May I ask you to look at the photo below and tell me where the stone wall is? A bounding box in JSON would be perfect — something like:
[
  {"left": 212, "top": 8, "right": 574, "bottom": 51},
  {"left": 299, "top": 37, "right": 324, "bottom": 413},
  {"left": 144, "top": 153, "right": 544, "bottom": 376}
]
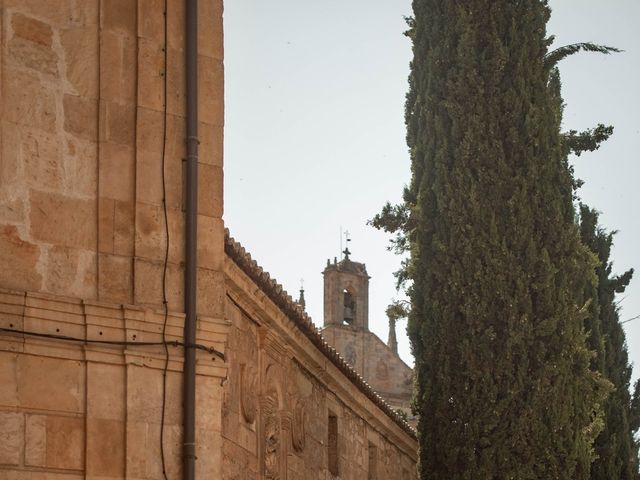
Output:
[
  {"left": 322, "top": 325, "right": 413, "bottom": 414},
  {"left": 0, "top": 1, "right": 226, "bottom": 479},
  {"left": 224, "top": 244, "right": 418, "bottom": 479},
  {"left": 0, "top": 0, "right": 224, "bottom": 313},
  {"left": 0, "top": 288, "right": 227, "bottom": 480}
]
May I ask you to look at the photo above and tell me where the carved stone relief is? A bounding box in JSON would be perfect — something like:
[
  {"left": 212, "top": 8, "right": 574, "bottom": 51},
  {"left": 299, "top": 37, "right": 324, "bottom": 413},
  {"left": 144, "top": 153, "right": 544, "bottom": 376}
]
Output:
[
  {"left": 263, "top": 363, "right": 284, "bottom": 480},
  {"left": 237, "top": 318, "right": 258, "bottom": 425},
  {"left": 290, "top": 395, "right": 306, "bottom": 453},
  {"left": 240, "top": 363, "right": 257, "bottom": 423},
  {"left": 263, "top": 388, "right": 280, "bottom": 479}
]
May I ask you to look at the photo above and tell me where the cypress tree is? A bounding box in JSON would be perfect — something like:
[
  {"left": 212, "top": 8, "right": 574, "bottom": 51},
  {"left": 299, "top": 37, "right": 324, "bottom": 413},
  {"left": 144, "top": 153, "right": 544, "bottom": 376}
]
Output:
[
  {"left": 579, "top": 205, "right": 638, "bottom": 479},
  {"left": 403, "top": 2, "right": 607, "bottom": 477}
]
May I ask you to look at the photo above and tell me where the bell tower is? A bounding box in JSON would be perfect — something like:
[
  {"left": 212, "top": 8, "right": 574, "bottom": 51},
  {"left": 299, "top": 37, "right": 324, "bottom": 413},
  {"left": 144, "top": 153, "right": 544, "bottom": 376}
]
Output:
[
  {"left": 320, "top": 247, "right": 415, "bottom": 423},
  {"left": 322, "top": 248, "right": 370, "bottom": 331}
]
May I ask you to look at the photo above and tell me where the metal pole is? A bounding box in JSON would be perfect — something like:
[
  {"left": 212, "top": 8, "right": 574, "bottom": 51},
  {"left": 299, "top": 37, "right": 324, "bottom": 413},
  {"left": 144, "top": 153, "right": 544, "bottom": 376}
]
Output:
[{"left": 184, "top": 0, "right": 198, "bottom": 479}]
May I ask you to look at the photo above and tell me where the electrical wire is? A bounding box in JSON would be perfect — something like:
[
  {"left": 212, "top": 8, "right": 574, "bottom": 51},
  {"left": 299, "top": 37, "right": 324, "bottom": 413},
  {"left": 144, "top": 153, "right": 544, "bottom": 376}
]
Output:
[
  {"left": 0, "top": 327, "right": 225, "bottom": 359},
  {"left": 160, "top": 2, "right": 171, "bottom": 478}
]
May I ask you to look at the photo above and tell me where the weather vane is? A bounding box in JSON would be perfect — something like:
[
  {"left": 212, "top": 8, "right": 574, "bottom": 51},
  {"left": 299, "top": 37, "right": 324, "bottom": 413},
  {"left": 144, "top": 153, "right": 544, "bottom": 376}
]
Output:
[{"left": 343, "top": 230, "right": 352, "bottom": 259}]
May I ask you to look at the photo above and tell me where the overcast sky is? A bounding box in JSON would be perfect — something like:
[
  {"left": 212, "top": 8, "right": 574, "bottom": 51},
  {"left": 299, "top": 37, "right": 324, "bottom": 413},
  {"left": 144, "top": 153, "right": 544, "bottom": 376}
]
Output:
[{"left": 223, "top": 1, "right": 640, "bottom": 381}]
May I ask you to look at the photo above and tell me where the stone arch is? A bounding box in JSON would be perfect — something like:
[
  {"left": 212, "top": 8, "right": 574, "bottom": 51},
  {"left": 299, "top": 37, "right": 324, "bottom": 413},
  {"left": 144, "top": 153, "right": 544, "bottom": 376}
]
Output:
[{"left": 343, "top": 286, "right": 357, "bottom": 325}]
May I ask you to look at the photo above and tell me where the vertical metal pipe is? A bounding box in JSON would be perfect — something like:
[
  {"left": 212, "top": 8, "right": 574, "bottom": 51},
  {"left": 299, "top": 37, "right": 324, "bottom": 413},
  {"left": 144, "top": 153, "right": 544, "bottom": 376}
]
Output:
[{"left": 184, "top": 1, "right": 198, "bottom": 480}]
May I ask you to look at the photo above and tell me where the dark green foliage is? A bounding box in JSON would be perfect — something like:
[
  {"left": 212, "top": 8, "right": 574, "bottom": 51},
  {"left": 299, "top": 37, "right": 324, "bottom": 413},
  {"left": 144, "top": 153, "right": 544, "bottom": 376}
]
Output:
[
  {"left": 580, "top": 205, "right": 639, "bottom": 480},
  {"left": 386, "top": 299, "right": 410, "bottom": 322},
  {"left": 544, "top": 42, "right": 622, "bottom": 70},
  {"left": 401, "top": 2, "right": 608, "bottom": 478},
  {"left": 563, "top": 124, "right": 614, "bottom": 158}
]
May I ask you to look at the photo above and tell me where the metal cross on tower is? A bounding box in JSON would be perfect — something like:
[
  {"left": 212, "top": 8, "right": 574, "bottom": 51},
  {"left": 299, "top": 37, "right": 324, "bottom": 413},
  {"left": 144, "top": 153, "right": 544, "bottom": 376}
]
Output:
[{"left": 343, "top": 230, "right": 351, "bottom": 260}]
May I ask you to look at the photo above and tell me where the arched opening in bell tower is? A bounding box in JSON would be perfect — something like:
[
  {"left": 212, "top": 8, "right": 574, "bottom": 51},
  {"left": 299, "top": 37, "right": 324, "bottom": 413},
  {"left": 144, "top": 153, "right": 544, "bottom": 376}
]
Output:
[{"left": 343, "top": 288, "right": 356, "bottom": 325}]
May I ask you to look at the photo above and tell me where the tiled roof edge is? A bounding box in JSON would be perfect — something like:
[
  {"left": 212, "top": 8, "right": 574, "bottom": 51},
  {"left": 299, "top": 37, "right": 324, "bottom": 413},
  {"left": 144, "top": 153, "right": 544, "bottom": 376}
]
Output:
[{"left": 224, "top": 228, "right": 416, "bottom": 439}]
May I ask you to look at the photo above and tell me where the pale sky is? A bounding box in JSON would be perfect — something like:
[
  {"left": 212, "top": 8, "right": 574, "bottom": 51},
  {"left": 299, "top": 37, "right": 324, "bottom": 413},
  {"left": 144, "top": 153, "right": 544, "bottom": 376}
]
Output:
[{"left": 223, "top": 1, "right": 640, "bottom": 382}]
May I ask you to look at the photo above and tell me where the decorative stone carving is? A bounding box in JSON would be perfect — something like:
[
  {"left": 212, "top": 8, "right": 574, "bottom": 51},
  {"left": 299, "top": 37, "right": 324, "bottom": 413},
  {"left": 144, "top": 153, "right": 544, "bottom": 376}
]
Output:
[
  {"left": 263, "top": 389, "right": 280, "bottom": 479},
  {"left": 240, "top": 363, "right": 257, "bottom": 424},
  {"left": 291, "top": 396, "right": 306, "bottom": 452}
]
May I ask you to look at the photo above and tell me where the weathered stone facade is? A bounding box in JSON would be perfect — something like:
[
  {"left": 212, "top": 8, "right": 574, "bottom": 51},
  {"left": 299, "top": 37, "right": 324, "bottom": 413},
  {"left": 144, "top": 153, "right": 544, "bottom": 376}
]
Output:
[{"left": 0, "top": 1, "right": 417, "bottom": 479}]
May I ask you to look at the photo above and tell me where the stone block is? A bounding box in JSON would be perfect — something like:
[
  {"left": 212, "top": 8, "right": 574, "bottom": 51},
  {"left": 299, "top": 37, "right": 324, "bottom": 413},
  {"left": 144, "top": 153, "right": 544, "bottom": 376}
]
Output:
[
  {"left": 125, "top": 421, "right": 148, "bottom": 478},
  {"left": 160, "top": 424, "right": 182, "bottom": 479},
  {"left": 127, "top": 366, "right": 181, "bottom": 426},
  {"left": 98, "top": 197, "right": 116, "bottom": 254},
  {"left": 135, "top": 202, "right": 164, "bottom": 261},
  {"left": 167, "top": 208, "right": 185, "bottom": 264},
  {"left": 0, "top": 224, "right": 42, "bottom": 292},
  {"left": 25, "top": 414, "right": 46, "bottom": 467},
  {"left": 0, "top": 412, "right": 23, "bottom": 465},
  {"left": 61, "top": 26, "right": 99, "bottom": 98},
  {"left": 167, "top": 0, "right": 185, "bottom": 52},
  {"left": 1, "top": 122, "right": 21, "bottom": 186},
  {"left": 196, "top": 428, "right": 222, "bottom": 478},
  {"left": 198, "top": 0, "right": 223, "bottom": 60},
  {"left": 102, "top": 0, "right": 136, "bottom": 36},
  {"left": 17, "top": 356, "right": 84, "bottom": 413},
  {"left": 166, "top": 262, "right": 184, "bottom": 312},
  {"left": 164, "top": 116, "right": 186, "bottom": 210},
  {"left": 87, "top": 363, "right": 125, "bottom": 420},
  {"left": 138, "top": 0, "right": 164, "bottom": 43},
  {"left": 114, "top": 200, "right": 135, "bottom": 256},
  {"left": 46, "top": 415, "right": 84, "bottom": 470},
  {"left": 45, "top": 246, "right": 97, "bottom": 299},
  {"left": 5, "top": 0, "right": 78, "bottom": 27},
  {"left": 196, "top": 376, "right": 223, "bottom": 432},
  {"left": 0, "top": 194, "right": 25, "bottom": 225},
  {"left": 99, "top": 142, "right": 134, "bottom": 202},
  {"left": 98, "top": 253, "right": 133, "bottom": 304},
  {"left": 21, "top": 129, "right": 64, "bottom": 191},
  {"left": 104, "top": 101, "right": 135, "bottom": 146},
  {"left": 197, "top": 215, "right": 223, "bottom": 271},
  {"left": 167, "top": 47, "right": 186, "bottom": 116},
  {"left": 138, "top": 38, "right": 164, "bottom": 112},
  {"left": 11, "top": 12, "right": 53, "bottom": 46},
  {"left": 133, "top": 258, "right": 163, "bottom": 307},
  {"left": 198, "top": 164, "right": 223, "bottom": 218},
  {"left": 64, "top": 94, "right": 98, "bottom": 141},
  {"left": 0, "top": 353, "right": 18, "bottom": 407},
  {"left": 197, "top": 269, "right": 225, "bottom": 318},
  {"left": 198, "top": 123, "right": 223, "bottom": 167},
  {"left": 167, "top": 114, "right": 186, "bottom": 161},
  {"left": 137, "top": 107, "right": 165, "bottom": 153},
  {"left": 29, "top": 189, "right": 96, "bottom": 250},
  {"left": 99, "top": 30, "right": 135, "bottom": 103},
  {"left": 66, "top": 138, "right": 98, "bottom": 198},
  {"left": 136, "top": 149, "right": 163, "bottom": 206},
  {"left": 86, "top": 418, "right": 125, "bottom": 476},
  {"left": 4, "top": 69, "right": 56, "bottom": 133},
  {"left": 8, "top": 37, "right": 59, "bottom": 77},
  {"left": 197, "top": 55, "right": 223, "bottom": 127}
]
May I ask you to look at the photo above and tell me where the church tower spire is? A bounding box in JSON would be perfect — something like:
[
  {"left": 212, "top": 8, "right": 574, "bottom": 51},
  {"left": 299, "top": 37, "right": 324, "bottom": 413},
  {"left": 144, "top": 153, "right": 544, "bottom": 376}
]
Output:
[
  {"left": 387, "top": 317, "right": 398, "bottom": 355},
  {"left": 297, "top": 279, "right": 306, "bottom": 311}
]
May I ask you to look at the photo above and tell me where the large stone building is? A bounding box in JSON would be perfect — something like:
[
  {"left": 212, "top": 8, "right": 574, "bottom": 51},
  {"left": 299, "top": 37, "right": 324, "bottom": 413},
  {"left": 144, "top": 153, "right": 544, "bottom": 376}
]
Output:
[
  {"left": 0, "top": 1, "right": 417, "bottom": 479},
  {"left": 321, "top": 252, "right": 414, "bottom": 418}
]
